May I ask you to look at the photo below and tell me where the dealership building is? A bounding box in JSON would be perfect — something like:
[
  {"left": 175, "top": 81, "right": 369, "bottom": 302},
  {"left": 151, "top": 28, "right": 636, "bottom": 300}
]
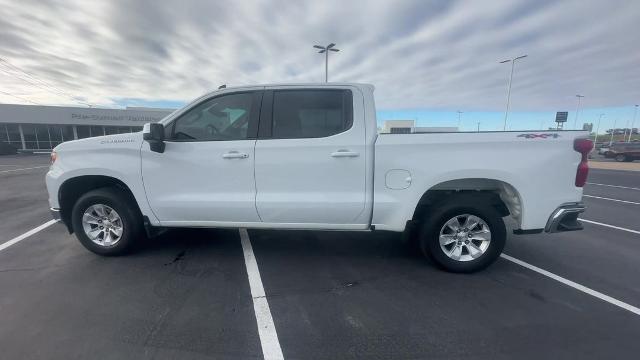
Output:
[{"left": 0, "top": 104, "right": 174, "bottom": 151}]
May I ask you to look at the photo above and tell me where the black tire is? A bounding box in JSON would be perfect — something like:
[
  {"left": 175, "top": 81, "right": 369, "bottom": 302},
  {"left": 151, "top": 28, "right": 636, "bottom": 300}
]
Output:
[
  {"left": 418, "top": 195, "right": 506, "bottom": 273},
  {"left": 71, "top": 187, "right": 143, "bottom": 256},
  {"left": 615, "top": 154, "right": 627, "bottom": 162}
]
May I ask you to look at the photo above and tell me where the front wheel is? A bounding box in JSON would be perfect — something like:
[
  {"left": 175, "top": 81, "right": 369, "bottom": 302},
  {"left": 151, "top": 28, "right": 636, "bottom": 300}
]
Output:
[
  {"left": 71, "top": 187, "right": 142, "bottom": 256},
  {"left": 419, "top": 198, "right": 506, "bottom": 273},
  {"left": 615, "top": 154, "right": 627, "bottom": 162}
]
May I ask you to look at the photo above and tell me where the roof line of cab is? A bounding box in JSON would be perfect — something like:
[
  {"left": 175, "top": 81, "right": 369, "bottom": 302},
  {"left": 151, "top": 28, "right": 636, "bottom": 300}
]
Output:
[{"left": 205, "top": 82, "right": 374, "bottom": 95}]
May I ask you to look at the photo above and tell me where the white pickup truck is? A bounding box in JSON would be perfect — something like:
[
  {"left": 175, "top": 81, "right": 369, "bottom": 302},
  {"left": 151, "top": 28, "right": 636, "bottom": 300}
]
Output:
[{"left": 46, "top": 83, "right": 593, "bottom": 272}]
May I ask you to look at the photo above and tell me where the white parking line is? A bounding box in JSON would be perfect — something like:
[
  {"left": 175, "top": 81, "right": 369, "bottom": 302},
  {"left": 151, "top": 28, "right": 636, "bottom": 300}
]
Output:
[
  {"left": 501, "top": 254, "right": 640, "bottom": 316},
  {"left": 239, "top": 229, "right": 284, "bottom": 360},
  {"left": 0, "top": 165, "right": 49, "bottom": 174},
  {"left": 0, "top": 220, "right": 59, "bottom": 252},
  {"left": 583, "top": 195, "right": 640, "bottom": 205},
  {"left": 579, "top": 218, "right": 640, "bottom": 235},
  {"left": 586, "top": 182, "right": 640, "bottom": 191}
]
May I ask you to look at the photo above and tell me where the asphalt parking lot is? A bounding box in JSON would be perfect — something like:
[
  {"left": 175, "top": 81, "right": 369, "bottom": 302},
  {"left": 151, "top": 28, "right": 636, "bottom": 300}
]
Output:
[{"left": 1, "top": 154, "right": 639, "bottom": 359}]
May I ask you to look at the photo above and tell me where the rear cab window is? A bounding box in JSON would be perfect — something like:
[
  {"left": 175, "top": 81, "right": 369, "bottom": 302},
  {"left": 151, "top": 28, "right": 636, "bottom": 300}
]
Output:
[{"left": 269, "top": 89, "right": 353, "bottom": 139}]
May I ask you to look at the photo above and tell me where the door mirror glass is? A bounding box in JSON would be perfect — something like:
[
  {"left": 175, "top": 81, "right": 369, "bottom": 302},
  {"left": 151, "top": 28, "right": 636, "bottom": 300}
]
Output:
[
  {"left": 143, "top": 123, "right": 165, "bottom": 153},
  {"left": 143, "top": 123, "right": 164, "bottom": 141}
]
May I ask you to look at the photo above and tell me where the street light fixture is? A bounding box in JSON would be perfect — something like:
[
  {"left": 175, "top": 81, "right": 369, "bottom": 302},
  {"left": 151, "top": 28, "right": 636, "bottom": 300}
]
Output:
[
  {"left": 628, "top": 105, "right": 638, "bottom": 142},
  {"left": 313, "top": 43, "right": 339, "bottom": 82},
  {"left": 573, "top": 94, "right": 585, "bottom": 129},
  {"left": 500, "top": 54, "right": 527, "bottom": 131}
]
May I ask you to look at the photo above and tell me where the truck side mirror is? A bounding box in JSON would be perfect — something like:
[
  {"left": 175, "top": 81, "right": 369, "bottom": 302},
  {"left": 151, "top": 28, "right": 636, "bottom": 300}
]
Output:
[{"left": 143, "top": 123, "right": 165, "bottom": 153}]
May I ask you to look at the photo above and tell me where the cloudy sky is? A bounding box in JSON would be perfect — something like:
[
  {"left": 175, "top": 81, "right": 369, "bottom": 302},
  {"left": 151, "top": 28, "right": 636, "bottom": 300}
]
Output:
[{"left": 0, "top": 0, "right": 638, "bottom": 130}]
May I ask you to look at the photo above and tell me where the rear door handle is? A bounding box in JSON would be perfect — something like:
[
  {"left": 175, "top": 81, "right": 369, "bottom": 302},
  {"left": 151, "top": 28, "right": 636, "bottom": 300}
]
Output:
[
  {"left": 222, "top": 151, "right": 249, "bottom": 159},
  {"left": 331, "top": 149, "right": 359, "bottom": 158}
]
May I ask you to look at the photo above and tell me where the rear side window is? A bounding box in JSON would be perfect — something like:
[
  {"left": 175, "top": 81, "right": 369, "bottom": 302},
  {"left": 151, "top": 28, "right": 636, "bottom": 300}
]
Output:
[{"left": 271, "top": 90, "right": 352, "bottom": 139}]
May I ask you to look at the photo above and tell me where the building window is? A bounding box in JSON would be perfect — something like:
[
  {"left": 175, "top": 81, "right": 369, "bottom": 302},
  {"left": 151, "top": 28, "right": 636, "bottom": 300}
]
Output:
[
  {"left": 90, "top": 126, "right": 104, "bottom": 137},
  {"left": 0, "top": 124, "right": 8, "bottom": 143},
  {"left": 59, "top": 125, "right": 74, "bottom": 142},
  {"left": 35, "top": 124, "right": 50, "bottom": 149},
  {"left": 77, "top": 125, "right": 91, "bottom": 139},
  {"left": 7, "top": 124, "right": 20, "bottom": 143},
  {"left": 22, "top": 124, "right": 37, "bottom": 149}
]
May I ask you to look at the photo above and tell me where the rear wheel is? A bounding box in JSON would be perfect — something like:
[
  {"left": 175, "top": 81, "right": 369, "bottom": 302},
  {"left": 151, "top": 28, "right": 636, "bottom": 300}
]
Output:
[
  {"left": 71, "top": 187, "right": 142, "bottom": 256},
  {"left": 615, "top": 154, "right": 627, "bottom": 162},
  {"left": 418, "top": 196, "right": 506, "bottom": 273}
]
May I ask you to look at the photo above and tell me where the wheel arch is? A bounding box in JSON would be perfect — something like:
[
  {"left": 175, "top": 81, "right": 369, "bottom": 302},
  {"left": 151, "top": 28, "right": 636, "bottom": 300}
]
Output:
[
  {"left": 58, "top": 175, "right": 141, "bottom": 233},
  {"left": 411, "top": 178, "right": 523, "bottom": 228}
]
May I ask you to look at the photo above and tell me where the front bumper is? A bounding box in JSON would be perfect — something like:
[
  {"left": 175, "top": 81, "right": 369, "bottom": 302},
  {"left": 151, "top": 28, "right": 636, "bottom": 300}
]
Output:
[
  {"left": 545, "top": 202, "right": 585, "bottom": 233},
  {"left": 50, "top": 207, "right": 61, "bottom": 220}
]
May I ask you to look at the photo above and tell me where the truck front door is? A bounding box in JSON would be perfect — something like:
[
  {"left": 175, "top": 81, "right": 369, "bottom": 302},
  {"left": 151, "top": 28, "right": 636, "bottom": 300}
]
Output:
[{"left": 141, "top": 90, "right": 263, "bottom": 224}]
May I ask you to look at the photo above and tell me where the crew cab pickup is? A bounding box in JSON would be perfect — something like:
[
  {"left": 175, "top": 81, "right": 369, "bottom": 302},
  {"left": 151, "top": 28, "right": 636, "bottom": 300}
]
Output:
[{"left": 46, "top": 83, "right": 593, "bottom": 272}]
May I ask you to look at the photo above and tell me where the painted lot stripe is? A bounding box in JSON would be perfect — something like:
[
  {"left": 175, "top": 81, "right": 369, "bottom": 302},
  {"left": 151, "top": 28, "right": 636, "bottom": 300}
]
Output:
[
  {"left": 583, "top": 194, "right": 640, "bottom": 205},
  {"left": 501, "top": 254, "right": 640, "bottom": 316},
  {"left": 239, "top": 229, "right": 284, "bottom": 360},
  {"left": 579, "top": 218, "right": 640, "bottom": 235},
  {"left": 0, "top": 220, "right": 59, "bottom": 252},
  {"left": 586, "top": 182, "right": 640, "bottom": 191},
  {"left": 0, "top": 165, "right": 49, "bottom": 174}
]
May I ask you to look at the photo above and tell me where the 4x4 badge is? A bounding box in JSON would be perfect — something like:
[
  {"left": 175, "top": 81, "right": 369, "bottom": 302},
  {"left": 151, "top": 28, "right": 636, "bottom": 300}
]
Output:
[{"left": 517, "top": 133, "right": 560, "bottom": 139}]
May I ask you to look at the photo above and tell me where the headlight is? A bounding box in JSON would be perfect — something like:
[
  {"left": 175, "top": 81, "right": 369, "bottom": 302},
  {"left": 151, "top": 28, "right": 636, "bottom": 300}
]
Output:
[{"left": 50, "top": 151, "right": 57, "bottom": 165}]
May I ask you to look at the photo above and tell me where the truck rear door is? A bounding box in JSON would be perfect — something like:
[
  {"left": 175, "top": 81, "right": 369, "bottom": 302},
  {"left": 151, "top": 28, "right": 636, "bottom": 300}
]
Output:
[{"left": 253, "top": 87, "right": 369, "bottom": 227}]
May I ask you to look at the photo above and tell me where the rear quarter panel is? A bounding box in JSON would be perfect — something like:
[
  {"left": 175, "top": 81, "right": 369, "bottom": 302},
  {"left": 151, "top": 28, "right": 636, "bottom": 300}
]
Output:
[{"left": 373, "top": 131, "right": 589, "bottom": 231}]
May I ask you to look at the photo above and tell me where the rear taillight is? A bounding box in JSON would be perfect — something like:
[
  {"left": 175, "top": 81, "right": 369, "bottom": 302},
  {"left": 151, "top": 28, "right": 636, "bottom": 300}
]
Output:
[{"left": 573, "top": 138, "right": 593, "bottom": 187}]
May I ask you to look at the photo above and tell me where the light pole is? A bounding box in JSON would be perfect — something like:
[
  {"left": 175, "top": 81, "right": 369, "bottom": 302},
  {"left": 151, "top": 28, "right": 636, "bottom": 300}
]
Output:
[
  {"left": 628, "top": 105, "right": 638, "bottom": 142},
  {"left": 594, "top": 113, "right": 604, "bottom": 144},
  {"left": 477, "top": 122, "right": 480, "bottom": 132},
  {"left": 313, "top": 43, "right": 339, "bottom": 82},
  {"left": 609, "top": 118, "right": 617, "bottom": 146},
  {"left": 457, "top": 110, "right": 463, "bottom": 130},
  {"left": 500, "top": 54, "right": 527, "bottom": 131},
  {"left": 573, "top": 94, "right": 584, "bottom": 129}
]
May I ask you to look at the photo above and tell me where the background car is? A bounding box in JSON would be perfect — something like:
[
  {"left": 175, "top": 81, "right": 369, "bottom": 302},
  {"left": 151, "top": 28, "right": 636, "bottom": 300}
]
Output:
[{"left": 607, "top": 142, "right": 640, "bottom": 162}]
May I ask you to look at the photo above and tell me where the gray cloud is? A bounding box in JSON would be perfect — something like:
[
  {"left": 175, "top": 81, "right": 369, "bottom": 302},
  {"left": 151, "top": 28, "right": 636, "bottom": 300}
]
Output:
[{"left": 0, "top": 0, "right": 638, "bottom": 110}]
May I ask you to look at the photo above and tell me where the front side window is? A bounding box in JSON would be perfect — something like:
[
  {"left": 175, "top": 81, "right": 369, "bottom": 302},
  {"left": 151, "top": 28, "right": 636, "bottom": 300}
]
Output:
[
  {"left": 169, "top": 92, "right": 256, "bottom": 141},
  {"left": 271, "top": 90, "right": 352, "bottom": 139}
]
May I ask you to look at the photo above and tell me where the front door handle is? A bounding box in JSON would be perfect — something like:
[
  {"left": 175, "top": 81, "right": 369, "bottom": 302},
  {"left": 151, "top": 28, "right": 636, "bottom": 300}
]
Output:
[
  {"left": 222, "top": 151, "right": 249, "bottom": 159},
  {"left": 331, "top": 149, "right": 359, "bottom": 158}
]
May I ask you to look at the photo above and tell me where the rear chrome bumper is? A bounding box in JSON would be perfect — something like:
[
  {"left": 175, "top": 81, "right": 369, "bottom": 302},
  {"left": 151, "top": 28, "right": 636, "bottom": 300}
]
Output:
[
  {"left": 545, "top": 202, "right": 585, "bottom": 233},
  {"left": 50, "top": 207, "right": 61, "bottom": 220}
]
